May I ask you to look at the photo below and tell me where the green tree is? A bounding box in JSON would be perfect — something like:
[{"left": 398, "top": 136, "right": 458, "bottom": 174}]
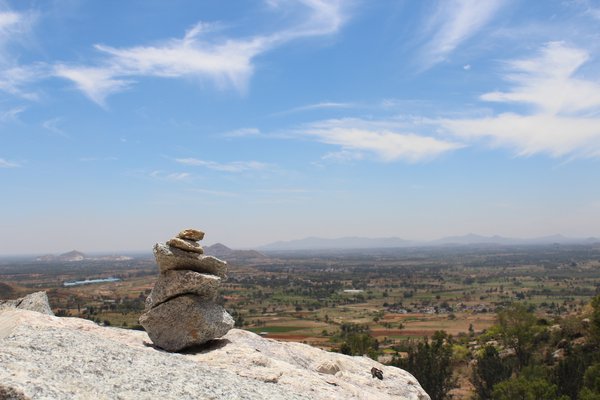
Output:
[
  {"left": 492, "top": 376, "right": 568, "bottom": 400},
  {"left": 337, "top": 323, "right": 379, "bottom": 358},
  {"left": 580, "top": 364, "right": 600, "bottom": 400},
  {"left": 497, "top": 303, "right": 542, "bottom": 369},
  {"left": 591, "top": 295, "right": 600, "bottom": 342},
  {"left": 396, "top": 331, "right": 456, "bottom": 400},
  {"left": 471, "top": 345, "right": 512, "bottom": 400},
  {"left": 553, "top": 347, "right": 589, "bottom": 400}
]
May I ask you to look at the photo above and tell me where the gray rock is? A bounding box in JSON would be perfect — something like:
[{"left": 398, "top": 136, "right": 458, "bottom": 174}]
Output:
[
  {"left": 153, "top": 243, "right": 227, "bottom": 278},
  {"left": 145, "top": 270, "right": 221, "bottom": 310},
  {"left": 139, "top": 295, "right": 234, "bottom": 351},
  {"left": 177, "top": 228, "right": 205, "bottom": 241},
  {"left": 0, "top": 292, "right": 54, "bottom": 316},
  {"left": 166, "top": 237, "right": 204, "bottom": 254},
  {"left": 0, "top": 308, "right": 430, "bottom": 399}
]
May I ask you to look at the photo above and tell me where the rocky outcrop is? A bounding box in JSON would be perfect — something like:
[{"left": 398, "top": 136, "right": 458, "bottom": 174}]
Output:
[
  {"left": 0, "top": 308, "right": 430, "bottom": 400},
  {"left": 140, "top": 229, "right": 234, "bottom": 351},
  {"left": 0, "top": 291, "right": 54, "bottom": 316}
]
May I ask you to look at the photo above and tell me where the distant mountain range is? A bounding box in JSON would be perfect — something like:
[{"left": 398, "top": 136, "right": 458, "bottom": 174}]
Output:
[
  {"left": 259, "top": 236, "right": 411, "bottom": 251},
  {"left": 35, "top": 251, "right": 132, "bottom": 262},
  {"left": 259, "top": 234, "right": 600, "bottom": 251},
  {"left": 204, "top": 243, "right": 266, "bottom": 261},
  {"left": 33, "top": 245, "right": 265, "bottom": 263}
]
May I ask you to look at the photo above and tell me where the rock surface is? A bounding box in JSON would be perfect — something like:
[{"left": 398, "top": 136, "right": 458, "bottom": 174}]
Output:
[
  {"left": 153, "top": 243, "right": 227, "bottom": 277},
  {"left": 0, "top": 291, "right": 54, "bottom": 316},
  {"left": 144, "top": 270, "right": 221, "bottom": 310},
  {"left": 140, "top": 295, "right": 234, "bottom": 351},
  {"left": 0, "top": 308, "right": 429, "bottom": 400}
]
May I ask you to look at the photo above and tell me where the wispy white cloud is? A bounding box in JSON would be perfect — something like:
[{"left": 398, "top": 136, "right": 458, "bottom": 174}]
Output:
[
  {"left": 175, "top": 158, "right": 270, "bottom": 172},
  {"left": 0, "top": 7, "right": 44, "bottom": 100},
  {"left": 265, "top": 0, "right": 347, "bottom": 38},
  {"left": 79, "top": 156, "right": 117, "bottom": 162},
  {"left": 301, "top": 118, "right": 463, "bottom": 162},
  {"left": 0, "top": 64, "right": 45, "bottom": 99},
  {"left": 572, "top": 0, "right": 600, "bottom": 21},
  {"left": 321, "top": 149, "right": 365, "bottom": 163},
  {"left": 587, "top": 7, "right": 600, "bottom": 20},
  {"left": 440, "top": 42, "right": 600, "bottom": 158},
  {"left": 442, "top": 113, "right": 600, "bottom": 157},
  {"left": 222, "top": 127, "right": 261, "bottom": 137},
  {"left": 53, "top": 65, "right": 131, "bottom": 107},
  {"left": 42, "top": 117, "right": 66, "bottom": 136},
  {"left": 256, "top": 187, "right": 309, "bottom": 194},
  {"left": 149, "top": 170, "right": 191, "bottom": 181},
  {"left": 273, "top": 101, "right": 355, "bottom": 116},
  {"left": 421, "top": 0, "right": 504, "bottom": 68},
  {"left": 191, "top": 188, "right": 238, "bottom": 197},
  {"left": 0, "top": 8, "right": 36, "bottom": 59},
  {"left": 0, "top": 157, "right": 19, "bottom": 168},
  {"left": 480, "top": 42, "right": 600, "bottom": 114},
  {"left": 0, "top": 106, "right": 25, "bottom": 122},
  {"left": 54, "top": 0, "right": 348, "bottom": 105}
]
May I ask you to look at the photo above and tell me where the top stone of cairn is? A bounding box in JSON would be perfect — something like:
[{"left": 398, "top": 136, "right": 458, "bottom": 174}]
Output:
[{"left": 177, "top": 228, "right": 205, "bottom": 242}]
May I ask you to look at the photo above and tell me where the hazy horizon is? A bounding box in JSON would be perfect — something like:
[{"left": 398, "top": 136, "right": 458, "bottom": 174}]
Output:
[
  {"left": 2, "top": 232, "right": 598, "bottom": 257},
  {"left": 2, "top": 1, "right": 600, "bottom": 255}
]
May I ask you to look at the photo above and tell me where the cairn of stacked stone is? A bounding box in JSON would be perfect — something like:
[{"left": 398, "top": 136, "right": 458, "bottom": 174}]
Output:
[{"left": 139, "top": 228, "right": 234, "bottom": 352}]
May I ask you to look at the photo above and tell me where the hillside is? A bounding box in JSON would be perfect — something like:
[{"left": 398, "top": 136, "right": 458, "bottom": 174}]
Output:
[
  {"left": 0, "top": 300, "right": 428, "bottom": 400},
  {"left": 34, "top": 251, "right": 133, "bottom": 262},
  {"left": 35, "top": 250, "right": 86, "bottom": 262},
  {"left": 204, "top": 243, "right": 267, "bottom": 261}
]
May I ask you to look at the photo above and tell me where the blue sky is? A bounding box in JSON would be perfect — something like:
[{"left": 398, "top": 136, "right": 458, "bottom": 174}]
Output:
[{"left": 1, "top": 0, "right": 600, "bottom": 254}]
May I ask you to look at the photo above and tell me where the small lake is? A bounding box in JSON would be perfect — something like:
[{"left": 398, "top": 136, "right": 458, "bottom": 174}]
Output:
[{"left": 63, "top": 277, "right": 121, "bottom": 287}]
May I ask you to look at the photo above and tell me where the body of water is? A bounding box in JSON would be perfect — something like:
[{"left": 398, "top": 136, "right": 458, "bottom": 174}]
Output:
[{"left": 63, "top": 277, "right": 121, "bottom": 287}]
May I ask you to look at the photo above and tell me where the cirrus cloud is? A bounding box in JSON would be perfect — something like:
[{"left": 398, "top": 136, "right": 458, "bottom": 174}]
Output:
[
  {"left": 0, "top": 157, "right": 19, "bottom": 168},
  {"left": 53, "top": 0, "right": 348, "bottom": 106},
  {"left": 175, "top": 158, "right": 270, "bottom": 173},
  {"left": 440, "top": 42, "right": 600, "bottom": 158},
  {"left": 302, "top": 118, "right": 463, "bottom": 162}
]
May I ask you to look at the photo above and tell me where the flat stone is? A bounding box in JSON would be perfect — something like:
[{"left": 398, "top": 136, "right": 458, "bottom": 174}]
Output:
[
  {"left": 145, "top": 270, "right": 221, "bottom": 310},
  {"left": 153, "top": 243, "right": 227, "bottom": 278},
  {"left": 177, "top": 229, "right": 205, "bottom": 241},
  {"left": 166, "top": 237, "right": 204, "bottom": 254},
  {"left": 139, "top": 295, "right": 234, "bottom": 351}
]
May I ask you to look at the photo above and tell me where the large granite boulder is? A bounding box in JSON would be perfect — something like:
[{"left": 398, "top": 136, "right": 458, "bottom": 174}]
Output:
[
  {"left": 0, "top": 308, "right": 430, "bottom": 399},
  {"left": 139, "top": 295, "right": 234, "bottom": 352}
]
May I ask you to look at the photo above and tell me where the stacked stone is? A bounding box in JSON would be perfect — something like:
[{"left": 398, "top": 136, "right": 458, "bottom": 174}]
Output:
[{"left": 139, "top": 229, "right": 234, "bottom": 352}]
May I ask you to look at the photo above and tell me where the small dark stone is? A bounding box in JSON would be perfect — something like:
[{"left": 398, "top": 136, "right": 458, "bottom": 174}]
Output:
[{"left": 371, "top": 367, "right": 383, "bottom": 380}]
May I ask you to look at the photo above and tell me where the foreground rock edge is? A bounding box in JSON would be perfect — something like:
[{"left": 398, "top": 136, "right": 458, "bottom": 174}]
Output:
[{"left": 0, "top": 308, "right": 430, "bottom": 400}]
